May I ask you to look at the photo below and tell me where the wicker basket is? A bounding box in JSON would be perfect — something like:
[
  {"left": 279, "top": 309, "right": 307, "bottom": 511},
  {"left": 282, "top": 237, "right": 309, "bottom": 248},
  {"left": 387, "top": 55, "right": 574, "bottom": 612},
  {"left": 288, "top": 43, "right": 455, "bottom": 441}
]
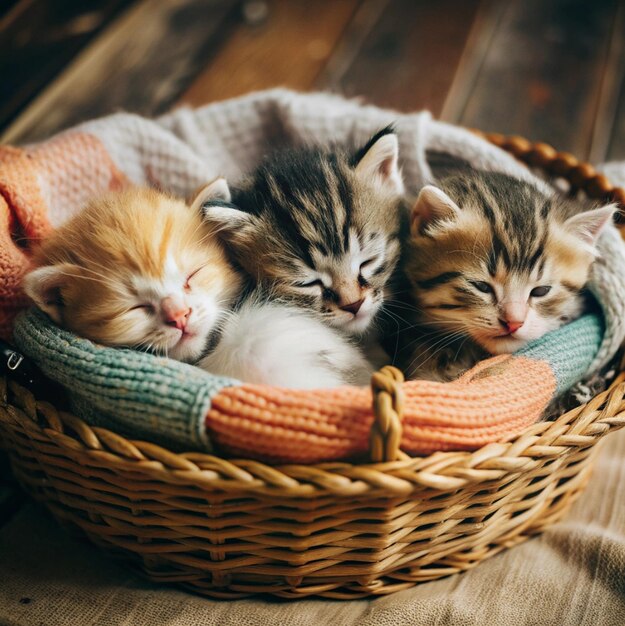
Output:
[{"left": 1, "top": 134, "right": 625, "bottom": 600}]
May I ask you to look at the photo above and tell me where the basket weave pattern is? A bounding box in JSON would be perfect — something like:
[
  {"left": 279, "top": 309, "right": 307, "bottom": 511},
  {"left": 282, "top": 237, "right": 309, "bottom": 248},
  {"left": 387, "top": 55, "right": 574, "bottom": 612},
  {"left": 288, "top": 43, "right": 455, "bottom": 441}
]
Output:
[{"left": 1, "top": 135, "right": 625, "bottom": 599}]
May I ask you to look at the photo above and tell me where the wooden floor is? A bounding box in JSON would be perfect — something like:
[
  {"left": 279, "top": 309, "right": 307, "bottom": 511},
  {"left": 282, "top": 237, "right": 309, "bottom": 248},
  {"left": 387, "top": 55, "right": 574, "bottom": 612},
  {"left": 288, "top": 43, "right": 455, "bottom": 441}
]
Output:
[
  {"left": 1, "top": 0, "right": 625, "bottom": 522},
  {"left": 2, "top": 0, "right": 625, "bottom": 161}
]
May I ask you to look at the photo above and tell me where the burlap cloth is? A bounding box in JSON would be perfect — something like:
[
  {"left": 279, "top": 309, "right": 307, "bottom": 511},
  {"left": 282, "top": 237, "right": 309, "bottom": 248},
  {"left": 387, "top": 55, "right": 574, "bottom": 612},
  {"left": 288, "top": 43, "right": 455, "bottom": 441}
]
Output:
[{"left": 2, "top": 427, "right": 624, "bottom": 625}]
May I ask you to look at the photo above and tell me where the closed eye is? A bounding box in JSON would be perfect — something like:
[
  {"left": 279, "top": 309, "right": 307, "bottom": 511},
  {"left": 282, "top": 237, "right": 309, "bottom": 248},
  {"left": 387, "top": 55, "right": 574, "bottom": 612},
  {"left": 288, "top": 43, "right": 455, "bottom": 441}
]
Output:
[
  {"left": 185, "top": 266, "right": 205, "bottom": 290},
  {"left": 296, "top": 279, "right": 323, "bottom": 288},
  {"left": 359, "top": 258, "right": 376, "bottom": 271},
  {"left": 130, "top": 303, "right": 153, "bottom": 312}
]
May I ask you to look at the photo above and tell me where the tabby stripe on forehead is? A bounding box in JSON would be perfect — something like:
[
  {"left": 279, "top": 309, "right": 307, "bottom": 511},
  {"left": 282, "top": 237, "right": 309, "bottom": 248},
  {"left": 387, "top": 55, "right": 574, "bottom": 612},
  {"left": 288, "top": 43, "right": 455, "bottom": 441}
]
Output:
[
  {"left": 416, "top": 271, "right": 461, "bottom": 289},
  {"left": 335, "top": 165, "right": 354, "bottom": 253},
  {"left": 475, "top": 185, "right": 525, "bottom": 276},
  {"left": 321, "top": 176, "right": 343, "bottom": 252},
  {"left": 296, "top": 165, "right": 342, "bottom": 254},
  {"left": 311, "top": 240, "right": 330, "bottom": 256},
  {"left": 524, "top": 233, "right": 547, "bottom": 273},
  {"left": 260, "top": 173, "right": 319, "bottom": 266},
  {"left": 491, "top": 232, "right": 512, "bottom": 271},
  {"left": 275, "top": 202, "right": 317, "bottom": 267},
  {"left": 480, "top": 199, "right": 511, "bottom": 273},
  {"left": 486, "top": 245, "right": 497, "bottom": 276},
  {"left": 263, "top": 171, "right": 291, "bottom": 211}
]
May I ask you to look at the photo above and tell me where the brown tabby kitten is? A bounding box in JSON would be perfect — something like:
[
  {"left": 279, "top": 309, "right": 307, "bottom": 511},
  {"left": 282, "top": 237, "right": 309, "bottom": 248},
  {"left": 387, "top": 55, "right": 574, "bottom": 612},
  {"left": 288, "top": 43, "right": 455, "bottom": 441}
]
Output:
[
  {"left": 198, "top": 128, "right": 407, "bottom": 336},
  {"left": 390, "top": 171, "right": 615, "bottom": 381}
]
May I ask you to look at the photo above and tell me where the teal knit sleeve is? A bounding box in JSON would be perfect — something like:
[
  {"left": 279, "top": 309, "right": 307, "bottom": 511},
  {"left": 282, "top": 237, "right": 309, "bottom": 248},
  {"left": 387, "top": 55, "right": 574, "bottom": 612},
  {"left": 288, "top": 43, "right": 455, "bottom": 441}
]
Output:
[
  {"left": 12, "top": 308, "right": 238, "bottom": 450},
  {"left": 516, "top": 313, "right": 604, "bottom": 394}
]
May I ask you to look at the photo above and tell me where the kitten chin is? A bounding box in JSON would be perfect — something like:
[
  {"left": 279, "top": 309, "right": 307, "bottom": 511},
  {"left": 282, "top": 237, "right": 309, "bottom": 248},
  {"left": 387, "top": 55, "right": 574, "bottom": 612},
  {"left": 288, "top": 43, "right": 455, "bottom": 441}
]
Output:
[{"left": 390, "top": 171, "right": 615, "bottom": 382}]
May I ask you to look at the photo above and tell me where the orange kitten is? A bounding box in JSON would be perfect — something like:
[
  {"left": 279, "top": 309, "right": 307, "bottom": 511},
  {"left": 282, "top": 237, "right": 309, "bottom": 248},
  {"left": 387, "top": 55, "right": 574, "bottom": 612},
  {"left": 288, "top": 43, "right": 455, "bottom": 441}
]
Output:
[{"left": 24, "top": 186, "right": 242, "bottom": 363}]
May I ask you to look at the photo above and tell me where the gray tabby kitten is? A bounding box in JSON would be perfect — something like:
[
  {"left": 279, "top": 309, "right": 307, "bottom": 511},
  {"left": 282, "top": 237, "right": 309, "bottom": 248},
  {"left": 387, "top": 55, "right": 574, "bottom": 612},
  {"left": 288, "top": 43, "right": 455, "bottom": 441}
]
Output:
[
  {"left": 387, "top": 171, "right": 615, "bottom": 381},
  {"left": 198, "top": 128, "right": 407, "bottom": 336}
]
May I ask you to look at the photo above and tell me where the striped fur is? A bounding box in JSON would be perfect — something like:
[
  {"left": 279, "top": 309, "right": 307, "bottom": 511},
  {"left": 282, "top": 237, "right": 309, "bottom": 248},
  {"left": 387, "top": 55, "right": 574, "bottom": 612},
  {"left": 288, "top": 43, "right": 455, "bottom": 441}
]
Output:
[
  {"left": 201, "top": 129, "right": 406, "bottom": 335},
  {"left": 392, "top": 171, "right": 615, "bottom": 381}
]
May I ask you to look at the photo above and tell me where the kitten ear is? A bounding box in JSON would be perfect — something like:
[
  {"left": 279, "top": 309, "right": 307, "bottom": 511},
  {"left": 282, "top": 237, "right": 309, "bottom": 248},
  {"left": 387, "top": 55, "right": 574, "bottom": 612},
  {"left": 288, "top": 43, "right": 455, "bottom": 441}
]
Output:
[
  {"left": 191, "top": 177, "right": 232, "bottom": 209},
  {"left": 354, "top": 128, "right": 404, "bottom": 195},
  {"left": 22, "top": 264, "right": 78, "bottom": 324},
  {"left": 563, "top": 204, "right": 616, "bottom": 248},
  {"left": 410, "top": 185, "right": 461, "bottom": 236},
  {"left": 192, "top": 177, "right": 253, "bottom": 231}
]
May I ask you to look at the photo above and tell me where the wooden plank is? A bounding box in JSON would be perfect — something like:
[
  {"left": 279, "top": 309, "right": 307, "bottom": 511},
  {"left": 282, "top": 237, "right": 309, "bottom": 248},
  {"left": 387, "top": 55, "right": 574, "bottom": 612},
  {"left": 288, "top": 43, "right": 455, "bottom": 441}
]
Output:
[
  {"left": 318, "top": 0, "right": 481, "bottom": 116},
  {"left": 314, "top": 0, "right": 390, "bottom": 92},
  {"left": 181, "top": 0, "right": 361, "bottom": 107},
  {"left": 2, "top": 0, "right": 240, "bottom": 145},
  {"left": 453, "top": 0, "right": 618, "bottom": 158},
  {"left": 0, "top": 0, "right": 132, "bottom": 132},
  {"left": 601, "top": 1, "right": 625, "bottom": 161},
  {"left": 439, "top": 0, "right": 507, "bottom": 123}
]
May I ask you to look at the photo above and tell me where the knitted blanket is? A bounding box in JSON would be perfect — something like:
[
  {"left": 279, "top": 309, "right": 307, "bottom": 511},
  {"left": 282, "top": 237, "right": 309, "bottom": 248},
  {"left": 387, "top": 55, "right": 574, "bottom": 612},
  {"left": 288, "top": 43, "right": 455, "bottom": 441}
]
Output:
[{"left": 3, "top": 89, "right": 625, "bottom": 463}]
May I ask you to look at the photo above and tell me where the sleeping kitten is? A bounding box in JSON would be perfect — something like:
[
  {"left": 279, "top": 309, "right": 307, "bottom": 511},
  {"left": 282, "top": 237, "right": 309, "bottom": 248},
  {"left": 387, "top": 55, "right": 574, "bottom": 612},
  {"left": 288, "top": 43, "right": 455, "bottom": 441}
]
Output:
[
  {"left": 198, "top": 127, "right": 407, "bottom": 336},
  {"left": 391, "top": 171, "right": 615, "bottom": 381},
  {"left": 23, "top": 186, "right": 372, "bottom": 388}
]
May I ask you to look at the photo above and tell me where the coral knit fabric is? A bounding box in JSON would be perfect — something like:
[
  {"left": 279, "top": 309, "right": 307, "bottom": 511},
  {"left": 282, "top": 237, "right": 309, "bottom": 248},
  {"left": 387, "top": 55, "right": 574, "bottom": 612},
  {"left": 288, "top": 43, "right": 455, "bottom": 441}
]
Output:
[
  {"left": 207, "top": 356, "right": 556, "bottom": 462},
  {"left": 0, "top": 145, "right": 48, "bottom": 339},
  {"left": 0, "top": 131, "right": 127, "bottom": 339}
]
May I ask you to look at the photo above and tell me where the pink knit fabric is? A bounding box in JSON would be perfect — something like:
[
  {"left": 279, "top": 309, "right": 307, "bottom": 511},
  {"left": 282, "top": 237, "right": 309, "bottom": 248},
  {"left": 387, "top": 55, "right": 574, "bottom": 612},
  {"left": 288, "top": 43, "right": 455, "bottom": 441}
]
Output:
[{"left": 206, "top": 356, "right": 556, "bottom": 463}]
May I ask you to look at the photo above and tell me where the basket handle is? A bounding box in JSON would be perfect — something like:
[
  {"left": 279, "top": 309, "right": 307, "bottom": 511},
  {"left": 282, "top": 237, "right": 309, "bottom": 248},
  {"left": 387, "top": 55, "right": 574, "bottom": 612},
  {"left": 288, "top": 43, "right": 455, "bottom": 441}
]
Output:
[
  {"left": 369, "top": 365, "right": 405, "bottom": 462},
  {"left": 475, "top": 130, "right": 625, "bottom": 226}
]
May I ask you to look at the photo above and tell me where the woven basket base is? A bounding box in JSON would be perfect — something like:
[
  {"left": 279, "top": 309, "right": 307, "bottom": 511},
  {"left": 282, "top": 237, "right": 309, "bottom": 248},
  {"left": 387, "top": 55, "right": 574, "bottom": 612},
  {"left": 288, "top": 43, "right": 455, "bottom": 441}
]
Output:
[
  {"left": 51, "top": 462, "right": 593, "bottom": 600},
  {"left": 1, "top": 371, "right": 599, "bottom": 599}
]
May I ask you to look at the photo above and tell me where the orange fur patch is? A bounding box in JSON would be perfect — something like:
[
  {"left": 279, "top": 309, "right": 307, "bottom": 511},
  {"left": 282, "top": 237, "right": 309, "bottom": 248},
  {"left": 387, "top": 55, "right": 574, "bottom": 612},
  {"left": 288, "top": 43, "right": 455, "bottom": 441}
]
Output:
[{"left": 30, "top": 187, "right": 242, "bottom": 348}]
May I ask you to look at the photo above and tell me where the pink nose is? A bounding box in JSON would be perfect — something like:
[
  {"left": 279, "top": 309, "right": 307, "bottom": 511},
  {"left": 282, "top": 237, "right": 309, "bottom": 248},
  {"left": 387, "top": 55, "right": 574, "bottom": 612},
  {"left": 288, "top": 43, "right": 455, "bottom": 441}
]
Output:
[
  {"left": 161, "top": 298, "right": 191, "bottom": 331},
  {"left": 340, "top": 299, "right": 365, "bottom": 315},
  {"left": 500, "top": 319, "right": 524, "bottom": 334}
]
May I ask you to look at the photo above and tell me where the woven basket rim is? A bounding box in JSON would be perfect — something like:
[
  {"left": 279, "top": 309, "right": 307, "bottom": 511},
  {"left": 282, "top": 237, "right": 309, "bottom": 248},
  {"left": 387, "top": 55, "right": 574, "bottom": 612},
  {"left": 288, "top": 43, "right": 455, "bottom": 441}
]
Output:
[{"left": 3, "top": 365, "right": 625, "bottom": 498}]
